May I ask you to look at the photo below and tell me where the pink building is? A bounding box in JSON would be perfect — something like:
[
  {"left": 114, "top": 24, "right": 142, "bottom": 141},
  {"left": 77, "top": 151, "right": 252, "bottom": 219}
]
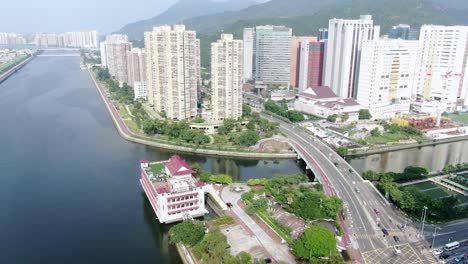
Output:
[
  {"left": 290, "top": 36, "right": 317, "bottom": 88},
  {"left": 139, "top": 155, "right": 209, "bottom": 223},
  {"left": 298, "top": 41, "right": 325, "bottom": 92}
]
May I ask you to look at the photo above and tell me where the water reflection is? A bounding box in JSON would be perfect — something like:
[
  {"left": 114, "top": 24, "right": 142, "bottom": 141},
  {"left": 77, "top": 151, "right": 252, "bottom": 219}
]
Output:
[{"left": 349, "top": 140, "right": 468, "bottom": 173}]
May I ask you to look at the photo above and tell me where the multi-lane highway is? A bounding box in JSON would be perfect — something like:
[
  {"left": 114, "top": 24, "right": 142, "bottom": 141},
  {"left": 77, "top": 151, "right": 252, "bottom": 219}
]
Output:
[{"left": 262, "top": 113, "right": 410, "bottom": 252}]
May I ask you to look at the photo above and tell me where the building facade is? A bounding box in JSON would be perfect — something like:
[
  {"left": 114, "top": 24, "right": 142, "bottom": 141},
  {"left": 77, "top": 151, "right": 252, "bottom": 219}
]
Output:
[
  {"left": 413, "top": 25, "right": 468, "bottom": 111},
  {"left": 318, "top": 28, "right": 328, "bottom": 41},
  {"left": 139, "top": 156, "right": 209, "bottom": 224},
  {"left": 243, "top": 28, "right": 255, "bottom": 82},
  {"left": 211, "top": 34, "right": 243, "bottom": 121},
  {"left": 298, "top": 41, "right": 325, "bottom": 92},
  {"left": 145, "top": 25, "right": 199, "bottom": 120},
  {"left": 126, "top": 48, "right": 147, "bottom": 87},
  {"left": 324, "top": 15, "right": 380, "bottom": 98},
  {"left": 290, "top": 36, "right": 317, "bottom": 88},
  {"left": 388, "top": 24, "right": 418, "bottom": 40},
  {"left": 134, "top": 81, "right": 148, "bottom": 101},
  {"left": 101, "top": 34, "right": 132, "bottom": 86},
  {"left": 254, "top": 25, "right": 292, "bottom": 85},
  {"left": 356, "top": 39, "right": 419, "bottom": 119}
]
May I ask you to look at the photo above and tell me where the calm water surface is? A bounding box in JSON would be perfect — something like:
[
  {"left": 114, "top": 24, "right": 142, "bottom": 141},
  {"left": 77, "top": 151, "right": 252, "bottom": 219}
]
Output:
[{"left": 0, "top": 52, "right": 304, "bottom": 263}]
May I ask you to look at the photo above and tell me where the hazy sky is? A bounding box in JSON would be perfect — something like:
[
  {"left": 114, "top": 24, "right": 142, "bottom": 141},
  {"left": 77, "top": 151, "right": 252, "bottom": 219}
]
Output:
[{"left": 0, "top": 0, "right": 178, "bottom": 33}]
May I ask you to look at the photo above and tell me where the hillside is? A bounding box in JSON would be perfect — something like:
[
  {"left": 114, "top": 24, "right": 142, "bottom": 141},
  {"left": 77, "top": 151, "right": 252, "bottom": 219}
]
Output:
[
  {"left": 185, "top": 0, "right": 344, "bottom": 34},
  {"left": 196, "top": 0, "right": 463, "bottom": 67},
  {"left": 118, "top": 0, "right": 257, "bottom": 39}
]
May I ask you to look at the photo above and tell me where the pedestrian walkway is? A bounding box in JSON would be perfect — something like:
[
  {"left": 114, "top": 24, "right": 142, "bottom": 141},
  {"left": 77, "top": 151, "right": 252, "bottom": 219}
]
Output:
[{"left": 221, "top": 184, "right": 295, "bottom": 264}]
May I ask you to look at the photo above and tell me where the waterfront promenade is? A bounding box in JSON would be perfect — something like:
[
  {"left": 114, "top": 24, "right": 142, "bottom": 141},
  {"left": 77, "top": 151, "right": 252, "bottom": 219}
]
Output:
[
  {"left": 88, "top": 69, "right": 296, "bottom": 159},
  {"left": 0, "top": 55, "right": 34, "bottom": 83}
]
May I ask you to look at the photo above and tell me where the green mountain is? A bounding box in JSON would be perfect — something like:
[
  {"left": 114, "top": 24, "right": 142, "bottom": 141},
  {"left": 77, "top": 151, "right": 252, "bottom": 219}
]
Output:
[
  {"left": 193, "top": 0, "right": 467, "bottom": 67},
  {"left": 118, "top": 0, "right": 257, "bottom": 39}
]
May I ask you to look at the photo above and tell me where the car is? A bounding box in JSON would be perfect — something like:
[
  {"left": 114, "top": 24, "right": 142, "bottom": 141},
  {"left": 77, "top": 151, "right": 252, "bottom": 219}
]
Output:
[
  {"left": 393, "top": 236, "right": 400, "bottom": 243},
  {"left": 382, "top": 228, "right": 389, "bottom": 236},
  {"left": 264, "top": 258, "right": 272, "bottom": 263},
  {"left": 454, "top": 255, "right": 464, "bottom": 262},
  {"left": 439, "top": 252, "right": 451, "bottom": 259},
  {"left": 354, "top": 187, "right": 360, "bottom": 193},
  {"left": 394, "top": 245, "right": 401, "bottom": 254},
  {"left": 374, "top": 208, "right": 379, "bottom": 215},
  {"left": 349, "top": 168, "right": 353, "bottom": 173},
  {"left": 432, "top": 249, "right": 444, "bottom": 256},
  {"left": 334, "top": 162, "right": 338, "bottom": 166}
]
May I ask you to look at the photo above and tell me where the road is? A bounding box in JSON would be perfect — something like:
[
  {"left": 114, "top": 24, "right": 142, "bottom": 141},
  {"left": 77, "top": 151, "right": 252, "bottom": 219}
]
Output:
[{"left": 259, "top": 111, "right": 417, "bottom": 253}]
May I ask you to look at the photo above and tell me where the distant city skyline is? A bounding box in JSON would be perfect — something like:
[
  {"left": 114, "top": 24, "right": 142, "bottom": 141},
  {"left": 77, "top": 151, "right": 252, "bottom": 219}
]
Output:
[
  {"left": 0, "top": 0, "right": 176, "bottom": 33},
  {"left": 0, "top": 0, "right": 269, "bottom": 34}
]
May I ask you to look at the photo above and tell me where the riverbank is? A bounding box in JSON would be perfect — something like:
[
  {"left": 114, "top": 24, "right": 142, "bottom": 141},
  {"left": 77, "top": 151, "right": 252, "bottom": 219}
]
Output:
[
  {"left": 88, "top": 69, "right": 296, "bottom": 159},
  {"left": 0, "top": 55, "right": 34, "bottom": 83},
  {"left": 349, "top": 134, "right": 468, "bottom": 157}
]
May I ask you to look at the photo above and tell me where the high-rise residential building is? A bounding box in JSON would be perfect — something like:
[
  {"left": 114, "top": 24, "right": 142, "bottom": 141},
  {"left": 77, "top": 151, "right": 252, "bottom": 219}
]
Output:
[
  {"left": 318, "top": 28, "right": 328, "bottom": 41},
  {"left": 413, "top": 25, "right": 468, "bottom": 111},
  {"left": 63, "top": 31, "right": 99, "bottom": 48},
  {"left": 324, "top": 15, "right": 380, "bottom": 98},
  {"left": 290, "top": 36, "right": 317, "bottom": 88},
  {"left": 298, "top": 41, "right": 325, "bottom": 92},
  {"left": 356, "top": 39, "right": 419, "bottom": 119},
  {"left": 126, "top": 48, "right": 147, "bottom": 87},
  {"left": 211, "top": 34, "right": 243, "bottom": 121},
  {"left": 145, "top": 25, "right": 200, "bottom": 120},
  {"left": 243, "top": 28, "right": 255, "bottom": 82},
  {"left": 254, "top": 25, "right": 292, "bottom": 85},
  {"left": 101, "top": 34, "right": 132, "bottom": 85},
  {"left": 388, "top": 24, "right": 418, "bottom": 40},
  {"left": 0, "top": 33, "right": 27, "bottom": 45},
  {"left": 99, "top": 42, "right": 107, "bottom": 67}
]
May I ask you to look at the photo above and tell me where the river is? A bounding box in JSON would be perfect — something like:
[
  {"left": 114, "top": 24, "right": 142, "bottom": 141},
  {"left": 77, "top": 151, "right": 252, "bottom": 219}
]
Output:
[
  {"left": 349, "top": 140, "right": 468, "bottom": 174},
  {"left": 0, "top": 52, "right": 304, "bottom": 263}
]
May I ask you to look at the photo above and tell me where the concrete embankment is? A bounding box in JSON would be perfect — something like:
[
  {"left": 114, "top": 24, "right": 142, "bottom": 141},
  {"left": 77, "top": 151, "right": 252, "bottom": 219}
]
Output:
[
  {"left": 349, "top": 135, "right": 468, "bottom": 157},
  {"left": 87, "top": 69, "right": 296, "bottom": 159},
  {"left": 0, "top": 56, "right": 34, "bottom": 83}
]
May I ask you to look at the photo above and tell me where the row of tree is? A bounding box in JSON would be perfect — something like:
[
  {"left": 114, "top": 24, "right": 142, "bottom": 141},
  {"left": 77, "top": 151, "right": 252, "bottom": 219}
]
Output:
[
  {"left": 142, "top": 119, "right": 210, "bottom": 145},
  {"left": 263, "top": 100, "right": 305, "bottom": 122},
  {"left": 362, "top": 166, "right": 429, "bottom": 183}
]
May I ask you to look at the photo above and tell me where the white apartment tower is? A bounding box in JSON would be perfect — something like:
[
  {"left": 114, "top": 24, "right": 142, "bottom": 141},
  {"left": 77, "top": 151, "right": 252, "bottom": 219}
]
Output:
[
  {"left": 127, "top": 48, "right": 147, "bottom": 87},
  {"left": 243, "top": 28, "right": 255, "bottom": 81},
  {"left": 102, "top": 34, "right": 132, "bottom": 86},
  {"left": 211, "top": 34, "right": 243, "bottom": 121},
  {"left": 413, "top": 25, "right": 468, "bottom": 111},
  {"left": 357, "top": 39, "right": 419, "bottom": 119},
  {"left": 254, "top": 25, "right": 292, "bottom": 85},
  {"left": 324, "top": 15, "right": 380, "bottom": 98},
  {"left": 145, "top": 25, "right": 200, "bottom": 120}
]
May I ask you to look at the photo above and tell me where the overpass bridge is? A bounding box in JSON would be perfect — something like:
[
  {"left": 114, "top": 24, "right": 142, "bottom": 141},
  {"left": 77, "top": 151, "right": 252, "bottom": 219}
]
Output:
[
  {"left": 36, "top": 54, "right": 80, "bottom": 57},
  {"left": 262, "top": 113, "right": 414, "bottom": 255}
]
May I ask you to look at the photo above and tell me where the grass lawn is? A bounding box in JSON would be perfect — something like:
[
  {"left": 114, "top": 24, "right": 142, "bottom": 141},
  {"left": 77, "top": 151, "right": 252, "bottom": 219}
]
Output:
[
  {"left": 405, "top": 182, "right": 468, "bottom": 207},
  {"left": 365, "top": 132, "right": 427, "bottom": 145},
  {"left": 257, "top": 211, "right": 292, "bottom": 244},
  {"left": 447, "top": 112, "right": 468, "bottom": 125},
  {"left": 150, "top": 163, "right": 165, "bottom": 175}
]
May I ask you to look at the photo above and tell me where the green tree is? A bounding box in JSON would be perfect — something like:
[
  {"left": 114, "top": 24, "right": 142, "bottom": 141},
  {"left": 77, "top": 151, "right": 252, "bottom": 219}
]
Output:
[
  {"left": 242, "top": 104, "right": 252, "bottom": 117},
  {"left": 169, "top": 220, "right": 205, "bottom": 246},
  {"left": 327, "top": 114, "right": 337, "bottom": 123},
  {"left": 193, "top": 116, "right": 205, "bottom": 123},
  {"left": 287, "top": 110, "right": 305, "bottom": 122},
  {"left": 235, "top": 130, "right": 260, "bottom": 146},
  {"left": 209, "top": 174, "right": 233, "bottom": 184},
  {"left": 336, "top": 146, "right": 348, "bottom": 158},
  {"left": 292, "top": 226, "right": 337, "bottom": 260},
  {"left": 370, "top": 128, "right": 381, "bottom": 137},
  {"left": 359, "top": 109, "right": 372, "bottom": 120},
  {"left": 341, "top": 113, "right": 349, "bottom": 122}
]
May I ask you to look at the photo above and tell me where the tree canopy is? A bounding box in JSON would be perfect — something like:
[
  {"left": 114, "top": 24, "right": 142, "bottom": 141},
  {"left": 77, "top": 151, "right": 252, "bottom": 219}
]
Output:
[
  {"left": 292, "top": 226, "right": 337, "bottom": 260},
  {"left": 169, "top": 220, "right": 206, "bottom": 246}
]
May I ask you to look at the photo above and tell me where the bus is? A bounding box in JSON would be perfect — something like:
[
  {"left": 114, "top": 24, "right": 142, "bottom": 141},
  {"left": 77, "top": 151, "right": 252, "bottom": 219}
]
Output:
[{"left": 444, "top": 241, "right": 460, "bottom": 251}]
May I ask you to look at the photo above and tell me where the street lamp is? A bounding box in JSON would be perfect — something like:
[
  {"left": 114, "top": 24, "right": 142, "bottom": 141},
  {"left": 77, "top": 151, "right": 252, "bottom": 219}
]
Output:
[
  {"left": 431, "top": 226, "right": 441, "bottom": 249},
  {"left": 419, "top": 206, "right": 428, "bottom": 238}
]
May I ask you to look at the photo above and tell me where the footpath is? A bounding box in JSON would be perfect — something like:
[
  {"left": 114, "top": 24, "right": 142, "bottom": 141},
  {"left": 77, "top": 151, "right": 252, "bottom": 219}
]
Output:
[{"left": 87, "top": 69, "right": 296, "bottom": 159}]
